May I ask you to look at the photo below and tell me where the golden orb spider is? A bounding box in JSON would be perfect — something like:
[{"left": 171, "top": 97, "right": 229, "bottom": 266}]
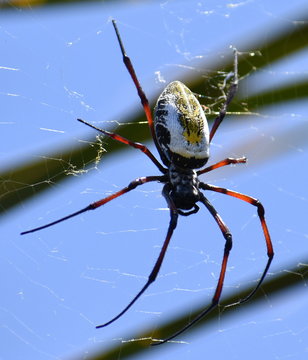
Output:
[{"left": 21, "top": 20, "right": 273, "bottom": 345}]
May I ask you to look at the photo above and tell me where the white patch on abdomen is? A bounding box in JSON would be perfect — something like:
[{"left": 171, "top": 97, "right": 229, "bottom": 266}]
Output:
[{"left": 154, "top": 81, "right": 209, "bottom": 163}]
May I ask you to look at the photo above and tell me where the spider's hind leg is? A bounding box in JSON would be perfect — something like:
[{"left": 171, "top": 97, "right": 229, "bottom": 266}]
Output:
[
  {"left": 96, "top": 184, "right": 179, "bottom": 329},
  {"left": 200, "top": 183, "right": 274, "bottom": 306},
  {"left": 153, "top": 192, "right": 232, "bottom": 345}
]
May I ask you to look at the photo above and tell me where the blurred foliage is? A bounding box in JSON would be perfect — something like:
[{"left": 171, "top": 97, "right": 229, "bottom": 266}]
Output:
[
  {"left": 83, "top": 261, "right": 308, "bottom": 359},
  {"left": 0, "top": 0, "right": 108, "bottom": 10}
]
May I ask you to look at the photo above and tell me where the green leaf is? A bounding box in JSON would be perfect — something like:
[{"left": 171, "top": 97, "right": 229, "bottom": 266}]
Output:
[{"left": 81, "top": 261, "right": 308, "bottom": 359}]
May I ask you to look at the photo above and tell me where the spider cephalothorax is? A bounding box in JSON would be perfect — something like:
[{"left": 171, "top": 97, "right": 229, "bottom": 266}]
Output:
[
  {"left": 168, "top": 164, "right": 200, "bottom": 212},
  {"left": 21, "top": 20, "right": 273, "bottom": 345}
]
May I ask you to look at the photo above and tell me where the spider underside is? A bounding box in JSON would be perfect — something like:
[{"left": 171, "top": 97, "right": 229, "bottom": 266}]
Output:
[{"left": 21, "top": 20, "right": 273, "bottom": 345}]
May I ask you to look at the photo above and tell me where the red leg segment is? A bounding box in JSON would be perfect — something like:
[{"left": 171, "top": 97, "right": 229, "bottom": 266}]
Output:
[
  {"left": 153, "top": 193, "right": 232, "bottom": 345},
  {"left": 197, "top": 157, "right": 246, "bottom": 176},
  {"left": 77, "top": 118, "right": 166, "bottom": 173},
  {"left": 21, "top": 176, "right": 163, "bottom": 235},
  {"left": 96, "top": 184, "right": 178, "bottom": 329},
  {"left": 200, "top": 183, "right": 274, "bottom": 304},
  {"left": 112, "top": 20, "right": 162, "bottom": 154}
]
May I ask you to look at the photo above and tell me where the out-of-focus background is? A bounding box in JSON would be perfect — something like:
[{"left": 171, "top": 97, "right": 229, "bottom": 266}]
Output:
[{"left": 1, "top": 1, "right": 307, "bottom": 359}]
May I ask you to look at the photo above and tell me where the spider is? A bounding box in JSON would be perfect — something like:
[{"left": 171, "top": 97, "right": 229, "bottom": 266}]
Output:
[{"left": 21, "top": 20, "right": 273, "bottom": 345}]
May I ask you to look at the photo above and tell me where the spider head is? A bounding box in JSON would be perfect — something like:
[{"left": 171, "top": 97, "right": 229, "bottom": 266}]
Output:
[{"left": 168, "top": 164, "right": 200, "bottom": 210}]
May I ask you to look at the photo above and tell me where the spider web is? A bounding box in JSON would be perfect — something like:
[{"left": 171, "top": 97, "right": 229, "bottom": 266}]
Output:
[{"left": 1, "top": 1, "right": 308, "bottom": 360}]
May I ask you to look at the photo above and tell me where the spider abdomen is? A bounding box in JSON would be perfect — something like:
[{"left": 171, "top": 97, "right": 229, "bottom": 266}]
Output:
[{"left": 154, "top": 81, "right": 210, "bottom": 169}]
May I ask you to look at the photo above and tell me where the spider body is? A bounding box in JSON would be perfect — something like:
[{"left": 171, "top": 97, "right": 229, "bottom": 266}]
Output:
[
  {"left": 168, "top": 164, "right": 200, "bottom": 213},
  {"left": 21, "top": 20, "right": 273, "bottom": 345},
  {"left": 154, "top": 80, "right": 210, "bottom": 169}
]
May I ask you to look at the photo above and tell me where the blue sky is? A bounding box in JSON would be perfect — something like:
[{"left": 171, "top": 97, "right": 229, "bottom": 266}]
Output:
[{"left": 1, "top": 1, "right": 307, "bottom": 359}]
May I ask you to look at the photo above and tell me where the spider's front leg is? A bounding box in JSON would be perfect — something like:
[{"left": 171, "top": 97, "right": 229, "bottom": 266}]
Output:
[
  {"left": 96, "top": 184, "right": 179, "bottom": 329},
  {"left": 112, "top": 20, "right": 160, "bottom": 151}
]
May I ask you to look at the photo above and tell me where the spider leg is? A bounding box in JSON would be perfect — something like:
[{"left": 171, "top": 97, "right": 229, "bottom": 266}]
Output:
[
  {"left": 152, "top": 192, "right": 232, "bottom": 345},
  {"left": 209, "top": 49, "right": 238, "bottom": 142},
  {"left": 21, "top": 176, "right": 163, "bottom": 235},
  {"left": 112, "top": 20, "right": 163, "bottom": 158},
  {"left": 199, "top": 183, "right": 274, "bottom": 305},
  {"left": 197, "top": 157, "right": 246, "bottom": 176},
  {"left": 96, "top": 184, "right": 178, "bottom": 329},
  {"left": 77, "top": 118, "right": 166, "bottom": 173}
]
